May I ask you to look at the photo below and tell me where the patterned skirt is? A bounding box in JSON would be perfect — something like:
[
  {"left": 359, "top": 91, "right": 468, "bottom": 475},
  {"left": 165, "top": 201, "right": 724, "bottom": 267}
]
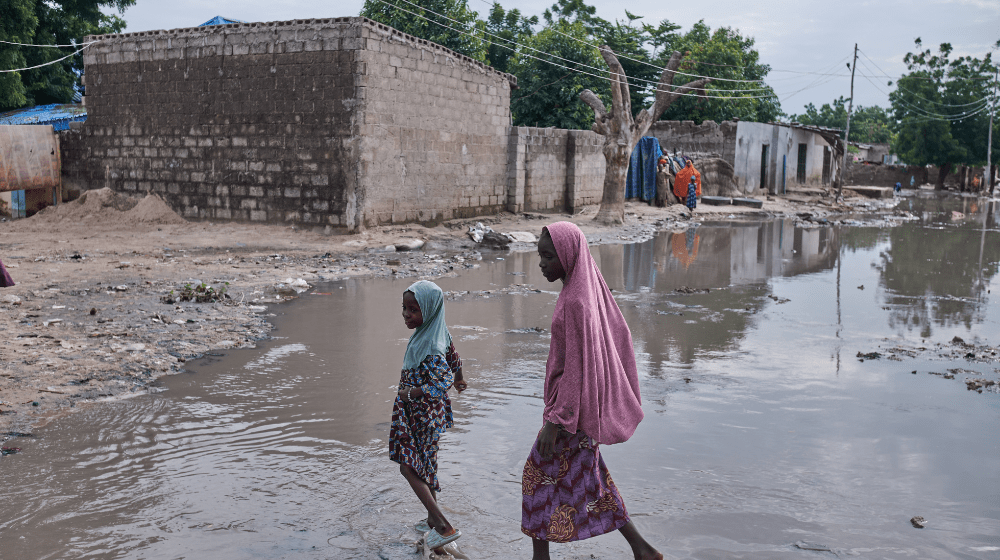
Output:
[
  {"left": 389, "top": 399, "right": 449, "bottom": 492},
  {"left": 521, "top": 429, "right": 630, "bottom": 542}
]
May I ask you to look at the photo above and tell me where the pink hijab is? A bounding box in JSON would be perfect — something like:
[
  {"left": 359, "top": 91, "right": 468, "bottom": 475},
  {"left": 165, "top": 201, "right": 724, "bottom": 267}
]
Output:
[{"left": 543, "top": 222, "right": 643, "bottom": 445}]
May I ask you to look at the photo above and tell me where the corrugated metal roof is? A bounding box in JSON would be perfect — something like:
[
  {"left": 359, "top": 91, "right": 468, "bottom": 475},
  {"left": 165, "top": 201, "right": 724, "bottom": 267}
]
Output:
[
  {"left": 0, "top": 103, "right": 87, "bottom": 131},
  {"left": 199, "top": 16, "right": 246, "bottom": 26}
]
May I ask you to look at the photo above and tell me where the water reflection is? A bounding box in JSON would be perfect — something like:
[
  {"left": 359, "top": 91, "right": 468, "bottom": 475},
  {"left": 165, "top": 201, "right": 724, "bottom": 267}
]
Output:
[{"left": 2, "top": 197, "right": 998, "bottom": 560}]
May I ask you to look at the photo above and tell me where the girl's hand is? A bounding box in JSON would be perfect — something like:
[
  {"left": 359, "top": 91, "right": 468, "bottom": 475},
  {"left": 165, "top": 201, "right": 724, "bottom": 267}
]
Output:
[
  {"left": 536, "top": 421, "right": 560, "bottom": 460},
  {"left": 397, "top": 386, "right": 409, "bottom": 402},
  {"left": 453, "top": 374, "right": 468, "bottom": 393}
]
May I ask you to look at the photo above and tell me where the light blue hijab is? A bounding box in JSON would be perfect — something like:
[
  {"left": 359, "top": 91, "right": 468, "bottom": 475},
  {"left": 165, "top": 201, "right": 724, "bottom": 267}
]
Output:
[{"left": 403, "top": 280, "right": 453, "bottom": 370}]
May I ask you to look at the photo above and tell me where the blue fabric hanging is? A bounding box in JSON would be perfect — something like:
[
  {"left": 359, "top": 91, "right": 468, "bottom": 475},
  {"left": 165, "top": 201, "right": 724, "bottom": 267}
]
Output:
[{"left": 625, "top": 137, "right": 663, "bottom": 202}]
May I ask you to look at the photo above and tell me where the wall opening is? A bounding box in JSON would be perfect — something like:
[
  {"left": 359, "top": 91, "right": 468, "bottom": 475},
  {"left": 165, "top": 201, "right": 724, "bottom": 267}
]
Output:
[
  {"left": 760, "top": 144, "right": 769, "bottom": 190},
  {"left": 797, "top": 143, "right": 807, "bottom": 183},
  {"left": 822, "top": 146, "right": 831, "bottom": 184}
]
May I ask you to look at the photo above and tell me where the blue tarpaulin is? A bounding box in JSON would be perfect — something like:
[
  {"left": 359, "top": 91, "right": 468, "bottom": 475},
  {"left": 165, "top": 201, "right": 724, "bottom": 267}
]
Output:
[
  {"left": 199, "top": 16, "right": 246, "bottom": 26},
  {"left": 0, "top": 103, "right": 86, "bottom": 131},
  {"left": 625, "top": 136, "right": 662, "bottom": 202}
]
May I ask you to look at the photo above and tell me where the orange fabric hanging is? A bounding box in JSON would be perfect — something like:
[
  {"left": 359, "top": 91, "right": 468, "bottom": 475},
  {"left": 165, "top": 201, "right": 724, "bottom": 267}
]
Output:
[{"left": 673, "top": 162, "right": 701, "bottom": 199}]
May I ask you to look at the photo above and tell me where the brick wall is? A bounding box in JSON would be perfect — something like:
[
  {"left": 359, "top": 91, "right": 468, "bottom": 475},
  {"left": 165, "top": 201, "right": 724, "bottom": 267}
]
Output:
[
  {"left": 356, "top": 22, "right": 513, "bottom": 225},
  {"left": 505, "top": 127, "right": 605, "bottom": 213},
  {"left": 647, "top": 120, "right": 737, "bottom": 163},
  {"left": 61, "top": 17, "right": 515, "bottom": 229}
]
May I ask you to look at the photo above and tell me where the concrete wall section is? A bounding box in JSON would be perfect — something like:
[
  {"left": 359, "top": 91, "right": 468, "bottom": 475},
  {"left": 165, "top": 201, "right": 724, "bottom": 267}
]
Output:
[
  {"left": 356, "top": 22, "right": 513, "bottom": 225},
  {"left": 63, "top": 18, "right": 366, "bottom": 226},
  {"left": 647, "top": 120, "right": 737, "bottom": 163},
  {"left": 733, "top": 122, "right": 836, "bottom": 194},
  {"left": 505, "top": 127, "right": 605, "bottom": 214}
]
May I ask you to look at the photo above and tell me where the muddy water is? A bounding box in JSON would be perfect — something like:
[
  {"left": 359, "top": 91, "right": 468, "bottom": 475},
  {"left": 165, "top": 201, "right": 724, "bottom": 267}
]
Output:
[{"left": 3, "top": 194, "right": 999, "bottom": 560}]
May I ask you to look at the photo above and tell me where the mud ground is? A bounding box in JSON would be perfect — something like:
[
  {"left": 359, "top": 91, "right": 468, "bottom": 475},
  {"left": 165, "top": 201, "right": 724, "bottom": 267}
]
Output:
[{"left": 0, "top": 185, "right": 908, "bottom": 436}]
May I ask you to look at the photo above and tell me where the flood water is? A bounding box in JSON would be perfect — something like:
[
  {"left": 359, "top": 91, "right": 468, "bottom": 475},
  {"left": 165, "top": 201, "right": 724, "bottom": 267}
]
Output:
[{"left": 3, "top": 193, "right": 1000, "bottom": 560}]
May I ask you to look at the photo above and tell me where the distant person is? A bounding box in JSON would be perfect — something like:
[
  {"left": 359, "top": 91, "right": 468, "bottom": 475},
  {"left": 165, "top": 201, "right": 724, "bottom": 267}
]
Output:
[
  {"left": 910, "top": 175, "right": 915, "bottom": 188},
  {"left": 673, "top": 160, "right": 701, "bottom": 205},
  {"left": 524, "top": 222, "right": 661, "bottom": 560},
  {"left": 686, "top": 176, "right": 698, "bottom": 211},
  {"left": 391, "top": 280, "right": 467, "bottom": 552},
  {"left": 894, "top": 182, "right": 902, "bottom": 194}
]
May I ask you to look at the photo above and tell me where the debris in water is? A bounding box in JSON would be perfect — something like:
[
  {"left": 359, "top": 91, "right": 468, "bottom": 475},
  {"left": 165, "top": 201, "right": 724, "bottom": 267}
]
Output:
[
  {"left": 856, "top": 351, "right": 882, "bottom": 361},
  {"left": 1, "top": 447, "right": 21, "bottom": 456},
  {"left": 910, "top": 516, "right": 927, "bottom": 529},
  {"left": 794, "top": 541, "right": 832, "bottom": 552}
]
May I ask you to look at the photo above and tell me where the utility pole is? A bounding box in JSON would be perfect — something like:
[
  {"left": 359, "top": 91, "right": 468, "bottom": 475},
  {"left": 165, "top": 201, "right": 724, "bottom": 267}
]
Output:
[
  {"left": 987, "top": 66, "right": 998, "bottom": 196},
  {"left": 838, "top": 44, "right": 858, "bottom": 201}
]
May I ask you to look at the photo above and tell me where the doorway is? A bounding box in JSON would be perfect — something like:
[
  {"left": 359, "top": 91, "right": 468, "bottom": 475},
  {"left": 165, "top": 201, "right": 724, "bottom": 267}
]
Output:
[
  {"left": 760, "top": 145, "right": 769, "bottom": 191},
  {"left": 797, "top": 143, "right": 807, "bottom": 183}
]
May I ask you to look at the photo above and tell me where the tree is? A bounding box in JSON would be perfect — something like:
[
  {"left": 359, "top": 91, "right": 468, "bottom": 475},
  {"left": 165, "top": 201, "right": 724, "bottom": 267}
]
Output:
[
  {"left": 655, "top": 22, "right": 779, "bottom": 124},
  {"left": 0, "top": 0, "right": 131, "bottom": 111},
  {"left": 508, "top": 20, "right": 608, "bottom": 129},
  {"left": 581, "top": 47, "right": 710, "bottom": 224},
  {"left": 361, "top": 0, "right": 488, "bottom": 62},
  {"left": 890, "top": 39, "right": 997, "bottom": 188},
  {"left": 0, "top": 0, "right": 37, "bottom": 109},
  {"left": 483, "top": 2, "right": 537, "bottom": 75},
  {"left": 790, "top": 97, "right": 896, "bottom": 144}
]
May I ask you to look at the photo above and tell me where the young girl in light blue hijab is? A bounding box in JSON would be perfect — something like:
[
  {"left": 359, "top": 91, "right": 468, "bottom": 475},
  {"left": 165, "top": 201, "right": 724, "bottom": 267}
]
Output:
[{"left": 390, "top": 280, "right": 467, "bottom": 551}]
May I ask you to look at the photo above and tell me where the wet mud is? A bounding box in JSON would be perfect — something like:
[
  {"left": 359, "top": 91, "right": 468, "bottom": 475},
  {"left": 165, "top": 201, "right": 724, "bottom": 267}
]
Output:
[{"left": 1, "top": 192, "right": 999, "bottom": 559}]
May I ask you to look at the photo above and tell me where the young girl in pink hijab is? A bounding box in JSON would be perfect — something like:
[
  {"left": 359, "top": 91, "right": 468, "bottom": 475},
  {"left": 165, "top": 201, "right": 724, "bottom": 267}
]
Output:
[{"left": 522, "top": 222, "right": 661, "bottom": 560}]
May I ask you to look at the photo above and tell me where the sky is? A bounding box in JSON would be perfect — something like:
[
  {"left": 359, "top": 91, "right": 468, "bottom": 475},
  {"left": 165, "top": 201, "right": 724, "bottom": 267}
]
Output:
[{"left": 112, "top": 0, "right": 1000, "bottom": 116}]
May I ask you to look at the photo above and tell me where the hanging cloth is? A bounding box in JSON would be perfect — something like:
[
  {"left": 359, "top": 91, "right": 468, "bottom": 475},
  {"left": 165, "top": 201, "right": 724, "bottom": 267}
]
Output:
[{"left": 625, "top": 137, "right": 662, "bottom": 202}]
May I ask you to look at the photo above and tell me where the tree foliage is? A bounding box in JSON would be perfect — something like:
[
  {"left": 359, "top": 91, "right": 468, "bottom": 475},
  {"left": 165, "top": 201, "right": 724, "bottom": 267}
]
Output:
[
  {"left": 0, "top": 0, "right": 132, "bottom": 111},
  {"left": 889, "top": 39, "right": 998, "bottom": 182},
  {"left": 509, "top": 20, "right": 607, "bottom": 129},
  {"left": 361, "top": 0, "right": 780, "bottom": 129},
  {"left": 655, "top": 22, "right": 780, "bottom": 124},
  {"left": 483, "top": 3, "right": 537, "bottom": 74},
  {"left": 789, "top": 97, "right": 896, "bottom": 144},
  {"left": 361, "top": 0, "right": 488, "bottom": 62}
]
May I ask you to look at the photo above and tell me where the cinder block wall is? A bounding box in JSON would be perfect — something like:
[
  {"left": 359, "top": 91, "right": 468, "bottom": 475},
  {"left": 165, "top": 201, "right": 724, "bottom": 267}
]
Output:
[
  {"left": 506, "top": 127, "right": 605, "bottom": 214},
  {"left": 61, "top": 17, "right": 517, "bottom": 229},
  {"left": 63, "top": 18, "right": 368, "bottom": 226},
  {"left": 354, "top": 22, "right": 513, "bottom": 225},
  {"left": 647, "top": 120, "right": 737, "bottom": 164}
]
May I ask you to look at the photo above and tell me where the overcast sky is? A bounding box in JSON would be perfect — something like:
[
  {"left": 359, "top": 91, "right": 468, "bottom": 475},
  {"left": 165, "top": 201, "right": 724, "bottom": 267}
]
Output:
[{"left": 114, "top": 0, "right": 999, "bottom": 116}]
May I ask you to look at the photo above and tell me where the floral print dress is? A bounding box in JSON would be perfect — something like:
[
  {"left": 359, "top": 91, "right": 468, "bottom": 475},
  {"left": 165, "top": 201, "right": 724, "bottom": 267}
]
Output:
[{"left": 389, "top": 343, "right": 461, "bottom": 492}]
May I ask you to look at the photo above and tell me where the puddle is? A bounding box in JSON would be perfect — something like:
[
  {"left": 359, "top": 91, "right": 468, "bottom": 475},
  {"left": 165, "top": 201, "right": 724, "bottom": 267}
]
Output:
[{"left": 2, "top": 194, "right": 999, "bottom": 559}]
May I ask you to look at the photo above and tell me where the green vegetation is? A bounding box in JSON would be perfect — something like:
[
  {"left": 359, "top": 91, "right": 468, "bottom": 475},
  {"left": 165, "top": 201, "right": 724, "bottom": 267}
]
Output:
[
  {"left": 0, "top": 0, "right": 133, "bottom": 111},
  {"left": 362, "top": 0, "right": 780, "bottom": 128}
]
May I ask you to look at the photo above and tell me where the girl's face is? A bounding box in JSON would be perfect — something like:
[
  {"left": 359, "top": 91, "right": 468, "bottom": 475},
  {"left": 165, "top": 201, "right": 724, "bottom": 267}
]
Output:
[
  {"left": 402, "top": 291, "right": 423, "bottom": 329},
  {"left": 537, "top": 230, "right": 566, "bottom": 282}
]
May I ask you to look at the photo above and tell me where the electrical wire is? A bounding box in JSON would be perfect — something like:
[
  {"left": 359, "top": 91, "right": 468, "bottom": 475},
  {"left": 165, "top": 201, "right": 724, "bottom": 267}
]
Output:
[
  {"left": 0, "top": 39, "right": 100, "bottom": 48},
  {"left": 0, "top": 44, "right": 90, "bottom": 73},
  {"left": 859, "top": 48, "right": 995, "bottom": 108},
  {"left": 856, "top": 58, "right": 991, "bottom": 119},
  {"left": 378, "top": 0, "right": 785, "bottom": 100},
  {"left": 436, "top": 0, "right": 770, "bottom": 84},
  {"left": 391, "top": 0, "right": 773, "bottom": 92}
]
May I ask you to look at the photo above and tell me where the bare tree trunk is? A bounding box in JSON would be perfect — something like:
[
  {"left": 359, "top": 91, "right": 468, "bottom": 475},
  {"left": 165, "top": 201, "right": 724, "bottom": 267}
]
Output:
[
  {"left": 594, "top": 144, "right": 631, "bottom": 223},
  {"left": 581, "top": 48, "right": 710, "bottom": 225},
  {"left": 936, "top": 162, "right": 952, "bottom": 190}
]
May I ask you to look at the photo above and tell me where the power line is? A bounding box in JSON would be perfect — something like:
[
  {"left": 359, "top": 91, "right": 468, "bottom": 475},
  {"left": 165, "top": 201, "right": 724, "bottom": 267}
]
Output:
[
  {"left": 391, "top": 0, "right": 772, "bottom": 93},
  {"left": 856, "top": 58, "right": 991, "bottom": 119},
  {"left": 0, "top": 39, "right": 100, "bottom": 48},
  {"left": 460, "top": 0, "right": 770, "bottom": 84},
  {"left": 378, "top": 0, "right": 785, "bottom": 100},
  {"left": 858, "top": 48, "right": 995, "bottom": 108},
  {"left": 0, "top": 44, "right": 91, "bottom": 73}
]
